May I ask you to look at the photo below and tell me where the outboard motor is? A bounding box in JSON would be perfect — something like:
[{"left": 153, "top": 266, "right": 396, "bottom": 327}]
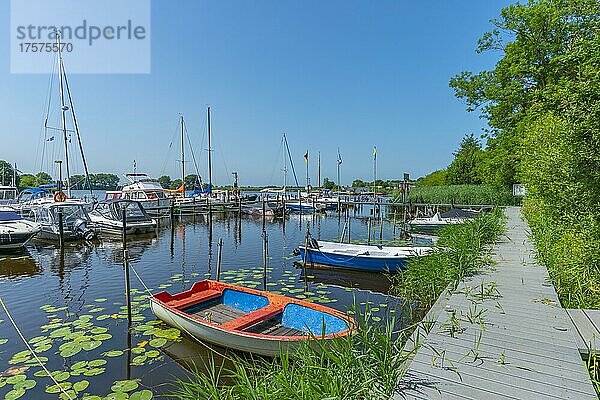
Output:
[{"left": 73, "top": 218, "right": 96, "bottom": 241}]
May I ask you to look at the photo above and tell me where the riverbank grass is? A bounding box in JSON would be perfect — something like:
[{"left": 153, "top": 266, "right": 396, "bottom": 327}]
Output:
[{"left": 392, "top": 208, "right": 506, "bottom": 308}]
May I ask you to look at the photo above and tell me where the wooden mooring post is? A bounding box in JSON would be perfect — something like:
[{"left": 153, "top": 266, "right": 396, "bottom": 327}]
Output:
[{"left": 216, "top": 238, "right": 223, "bottom": 281}]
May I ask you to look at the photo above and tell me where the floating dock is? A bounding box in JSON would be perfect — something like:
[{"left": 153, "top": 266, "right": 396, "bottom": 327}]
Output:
[{"left": 397, "top": 207, "right": 598, "bottom": 399}]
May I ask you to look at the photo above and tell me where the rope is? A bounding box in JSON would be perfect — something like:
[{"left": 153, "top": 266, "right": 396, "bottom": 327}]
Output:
[
  {"left": 0, "top": 298, "right": 74, "bottom": 400},
  {"left": 128, "top": 263, "right": 153, "bottom": 296},
  {"left": 127, "top": 262, "right": 231, "bottom": 360}
]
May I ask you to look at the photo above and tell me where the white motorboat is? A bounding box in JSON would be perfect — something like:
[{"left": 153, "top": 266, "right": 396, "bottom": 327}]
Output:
[
  {"left": 0, "top": 185, "right": 18, "bottom": 206},
  {"left": 25, "top": 201, "right": 98, "bottom": 242},
  {"left": 89, "top": 199, "right": 156, "bottom": 236},
  {"left": 105, "top": 173, "right": 171, "bottom": 216},
  {"left": 0, "top": 207, "right": 41, "bottom": 251}
]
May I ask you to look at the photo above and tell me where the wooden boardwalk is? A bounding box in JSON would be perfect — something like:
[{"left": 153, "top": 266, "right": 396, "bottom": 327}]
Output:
[
  {"left": 566, "top": 309, "right": 600, "bottom": 357},
  {"left": 396, "top": 207, "right": 598, "bottom": 400}
]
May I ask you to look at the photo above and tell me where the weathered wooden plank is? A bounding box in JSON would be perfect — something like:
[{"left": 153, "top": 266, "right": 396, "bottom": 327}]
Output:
[{"left": 395, "top": 207, "right": 598, "bottom": 400}]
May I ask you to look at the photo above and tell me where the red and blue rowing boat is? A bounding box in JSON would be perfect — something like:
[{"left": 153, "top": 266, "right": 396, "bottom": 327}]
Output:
[{"left": 150, "top": 280, "right": 355, "bottom": 356}]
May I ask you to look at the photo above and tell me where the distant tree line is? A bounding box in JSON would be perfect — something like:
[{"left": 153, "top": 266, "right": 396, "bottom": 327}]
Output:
[{"left": 157, "top": 174, "right": 203, "bottom": 190}]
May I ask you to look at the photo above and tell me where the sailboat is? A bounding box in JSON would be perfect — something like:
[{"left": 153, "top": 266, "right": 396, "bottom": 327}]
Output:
[{"left": 21, "top": 31, "right": 98, "bottom": 242}]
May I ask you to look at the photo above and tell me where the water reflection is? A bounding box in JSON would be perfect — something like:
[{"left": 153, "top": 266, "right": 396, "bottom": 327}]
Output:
[
  {"left": 0, "top": 249, "right": 40, "bottom": 279},
  {"left": 0, "top": 203, "right": 420, "bottom": 399}
]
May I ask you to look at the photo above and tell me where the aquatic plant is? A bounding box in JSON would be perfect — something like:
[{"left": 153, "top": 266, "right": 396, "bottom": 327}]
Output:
[
  {"left": 391, "top": 208, "right": 506, "bottom": 308},
  {"left": 173, "top": 307, "right": 412, "bottom": 400}
]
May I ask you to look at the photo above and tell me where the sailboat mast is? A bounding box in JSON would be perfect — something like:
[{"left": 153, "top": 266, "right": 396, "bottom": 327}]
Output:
[
  {"left": 282, "top": 134, "right": 287, "bottom": 194},
  {"left": 62, "top": 59, "right": 92, "bottom": 196},
  {"left": 180, "top": 115, "right": 185, "bottom": 188},
  {"left": 317, "top": 152, "right": 321, "bottom": 188},
  {"left": 305, "top": 150, "right": 309, "bottom": 193},
  {"left": 56, "top": 31, "right": 71, "bottom": 197},
  {"left": 337, "top": 148, "right": 341, "bottom": 194},
  {"left": 207, "top": 107, "right": 212, "bottom": 191}
]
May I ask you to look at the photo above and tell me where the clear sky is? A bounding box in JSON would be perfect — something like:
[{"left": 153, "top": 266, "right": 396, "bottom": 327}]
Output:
[{"left": 0, "top": 1, "right": 512, "bottom": 186}]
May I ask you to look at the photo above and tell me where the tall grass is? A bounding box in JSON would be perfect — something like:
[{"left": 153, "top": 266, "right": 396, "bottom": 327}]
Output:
[
  {"left": 174, "top": 310, "right": 411, "bottom": 400},
  {"left": 404, "top": 185, "right": 518, "bottom": 206},
  {"left": 523, "top": 203, "right": 600, "bottom": 309},
  {"left": 392, "top": 208, "right": 506, "bottom": 308}
]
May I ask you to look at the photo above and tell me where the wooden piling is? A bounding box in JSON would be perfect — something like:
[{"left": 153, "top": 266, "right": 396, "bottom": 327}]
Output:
[
  {"left": 262, "top": 230, "right": 268, "bottom": 290},
  {"left": 123, "top": 249, "right": 132, "bottom": 324},
  {"left": 57, "top": 208, "right": 64, "bottom": 248},
  {"left": 216, "top": 238, "right": 223, "bottom": 281},
  {"left": 121, "top": 207, "right": 127, "bottom": 249}
]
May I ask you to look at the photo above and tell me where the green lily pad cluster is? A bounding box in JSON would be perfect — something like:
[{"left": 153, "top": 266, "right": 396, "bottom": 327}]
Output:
[{"left": 0, "top": 373, "right": 36, "bottom": 400}]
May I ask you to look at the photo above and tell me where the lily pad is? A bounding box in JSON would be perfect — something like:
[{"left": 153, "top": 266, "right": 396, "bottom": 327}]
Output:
[
  {"left": 81, "top": 340, "right": 102, "bottom": 351},
  {"left": 73, "top": 380, "right": 90, "bottom": 392},
  {"left": 88, "top": 359, "right": 107, "bottom": 367},
  {"left": 59, "top": 342, "right": 82, "bottom": 358},
  {"left": 130, "top": 389, "right": 154, "bottom": 400},
  {"left": 5, "top": 375, "right": 26, "bottom": 384},
  {"left": 4, "top": 388, "right": 26, "bottom": 400},
  {"left": 45, "top": 381, "right": 72, "bottom": 394},
  {"left": 103, "top": 350, "right": 124, "bottom": 357},
  {"left": 111, "top": 379, "right": 139, "bottom": 392},
  {"left": 149, "top": 338, "right": 166, "bottom": 348},
  {"left": 105, "top": 392, "right": 128, "bottom": 400}
]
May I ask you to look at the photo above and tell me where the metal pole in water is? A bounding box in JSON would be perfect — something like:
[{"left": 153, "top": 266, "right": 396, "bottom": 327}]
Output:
[
  {"left": 122, "top": 206, "right": 127, "bottom": 249},
  {"left": 379, "top": 210, "right": 383, "bottom": 242},
  {"left": 302, "top": 228, "right": 310, "bottom": 291},
  {"left": 367, "top": 217, "right": 371, "bottom": 245},
  {"left": 124, "top": 249, "right": 132, "bottom": 324},
  {"left": 262, "top": 231, "right": 268, "bottom": 290},
  {"left": 347, "top": 215, "right": 351, "bottom": 244},
  {"left": 57, "top": 208, "right": 64, "bottom": 248},
  {"left": 216, "top": 238, "right": 223, "bottom": 281},
  {"left": 262, "top": 199, "right": 266, "bottom": 231}
]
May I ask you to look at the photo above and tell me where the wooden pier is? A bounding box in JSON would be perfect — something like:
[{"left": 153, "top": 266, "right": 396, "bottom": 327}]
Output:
[{"left": 397, "top": 207, "right": 598, "bottom": 399}]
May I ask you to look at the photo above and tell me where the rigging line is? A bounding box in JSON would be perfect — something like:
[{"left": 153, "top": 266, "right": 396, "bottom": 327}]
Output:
[
  {"left": 283, "top": 134, "right": 300, "bottom": 187},
  {"left": 127, "top": 263, "right": 232, "bottom": 360},
  {"left": 159, "top": 118, "right": 180, "bottom": 176},
  {"left": 39, "top": 51, "right": 58, "bottom": 173},
  {"left": 0, "top": 298, "right": 75, "bottom": 400},
  {"left": 267, "top": 136, "right": 283, "bottom": 187},
  {"left": 184, "top": 124, "right": 202, "bottom": 184}
]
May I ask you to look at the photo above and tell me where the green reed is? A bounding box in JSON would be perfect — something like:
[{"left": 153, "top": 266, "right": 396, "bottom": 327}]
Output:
[
  {"left": 402, "top": 185, "right": 518, "bottom": 206},
  {"left": 173, "top": 307, "right": 412, "bottom": 400},
  {"left": 391, "top": 208, "right": 506, "bottom": 309}
]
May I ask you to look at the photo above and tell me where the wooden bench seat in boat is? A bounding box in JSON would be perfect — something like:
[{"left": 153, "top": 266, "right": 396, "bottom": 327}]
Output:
[{"left": 166, "top": 289, "right": 221, "bottom": 309}]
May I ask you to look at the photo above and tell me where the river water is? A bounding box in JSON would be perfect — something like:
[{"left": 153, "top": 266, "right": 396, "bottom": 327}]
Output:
[{"left": 0, "top": 205, "right": 422, "bottom": 399}]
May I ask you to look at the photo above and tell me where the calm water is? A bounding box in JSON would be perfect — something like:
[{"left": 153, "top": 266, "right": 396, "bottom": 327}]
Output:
[{"left": 0, "top": 206, "right": 421, "bottom": 399}]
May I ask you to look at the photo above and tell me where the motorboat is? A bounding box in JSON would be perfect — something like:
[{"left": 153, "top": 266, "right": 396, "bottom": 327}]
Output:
[
  {"left": 0, "top": 207, "right": 41, "bottom": 251},
  {"left": 150, "top": 280, "right": 355, "bottom": 356},
  {"left": 408, "top": 208, "right": 478, "bottom": 234},
  {"left": 25, "top": 201, "right": 98, "bottom": 242},
  {"left": 89, "top": 199, "right": 156, "bottom": 236},
  {"left": 105, "top": 173, "right": 171, "bottom": 216},
  {"left": 0, "top": 185, "right": 18, "bottom": 206}
]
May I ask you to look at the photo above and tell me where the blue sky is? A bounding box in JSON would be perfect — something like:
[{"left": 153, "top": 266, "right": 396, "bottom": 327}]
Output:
[{"left": 0, "top": 1, "right": 512, "bottom": 186}]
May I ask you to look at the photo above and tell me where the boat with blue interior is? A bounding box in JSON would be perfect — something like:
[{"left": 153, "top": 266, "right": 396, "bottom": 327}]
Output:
[{"left": 150, "top": 280, "right": 355, "bottom": 356}]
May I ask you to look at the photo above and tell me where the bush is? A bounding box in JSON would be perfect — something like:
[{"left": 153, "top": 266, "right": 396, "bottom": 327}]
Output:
[{"left": 404, "top": 185, "right": 517, "bottom": 206}]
